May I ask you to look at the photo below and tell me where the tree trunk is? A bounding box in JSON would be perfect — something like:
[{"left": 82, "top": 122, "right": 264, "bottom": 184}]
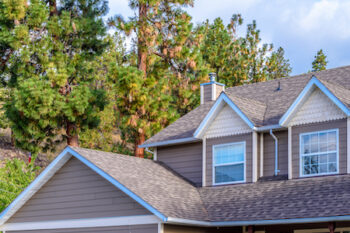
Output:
[
  {"left": 134, "top": 132, "right": 145, "bottom": 158},
  {"left": 67, "top": 122, "right": 79, "bottom": 147},
  {"left": 134, "top": 2, "right": 148, "bottom": 157},
  {"left": 48, "top": 0, "right": 58, "bottom": 16}
]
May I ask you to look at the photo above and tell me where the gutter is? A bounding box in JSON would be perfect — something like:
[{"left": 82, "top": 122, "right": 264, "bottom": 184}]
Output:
[
  {"left": 270, "top": 129, "right": 280, "bottom": 176},
  {"left": 166, "top": 215, "right": 350, "bottom": 227}
]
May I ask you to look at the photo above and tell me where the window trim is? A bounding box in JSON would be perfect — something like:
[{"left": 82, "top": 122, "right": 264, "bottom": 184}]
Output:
[
  {"left": 212, "top": 141, "right": 246, "bottom": 185},
  {"left": 299, "top": 128, "right": 339, "bottom": 178}
]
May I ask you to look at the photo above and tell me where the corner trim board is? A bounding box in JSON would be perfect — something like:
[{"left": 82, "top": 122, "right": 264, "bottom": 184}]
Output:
[
  {"left": 252, "top": 132, "right": 258, "bottom": 182},
  {"left": 202, "top": 137, "right": 207, "bottom": 186},
  {"left": 288, "top": 126, "right": 292, "bottom": 179},
  {"left": 347, "top": 117, "right": 350, "bottom": 174},
  {"left": 0, "top": 215, "right": 159, "bottom": 231}
]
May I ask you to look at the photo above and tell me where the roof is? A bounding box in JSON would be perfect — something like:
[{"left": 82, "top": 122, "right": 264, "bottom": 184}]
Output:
[
  {"left": 2, "top": 147, "right": 350, "bottom": 227},
  {"left": 143, "top": 65, "right": 350, "bottom": 147}
]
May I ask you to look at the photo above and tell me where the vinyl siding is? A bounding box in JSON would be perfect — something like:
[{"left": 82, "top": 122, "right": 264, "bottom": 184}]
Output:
[
  {"left": 203, "top": 85, "right": 212, "bottom": 103},
  {"left": 8, "top": 158, "right": 150, "bottom": 223},
  {"left": 9, "top": 224, "right": 158, "bottom": 233},
  {"left": 164, "top": 224, "right": 241, "bottom": 233},
  {"left": 216, "top": 85, "right": 224, "bottom": 99},
  {"left": 292, "top": 119, "right": 348, "bottom": 178},
  {"left": 206, "top": 133, "right": 253, "bottom": 186},
  {"left": 263, "top": 130, "right": 288, "bottom": 176},
  {"left": 157, "top": 142, "right": 202, "bottom": 186}
]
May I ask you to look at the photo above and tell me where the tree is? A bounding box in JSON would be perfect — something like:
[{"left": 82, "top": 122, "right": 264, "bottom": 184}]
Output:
[
  {"left": 4, "top": 0, "right": 108, "bottom": 154},
  {"left": 312, "top": 49, "right": 328, "bottom": 72},
  {"left": 0, "top": 159, "right": 39, "bottom": 211},
  {"left": 266, "top": 47, "right": 292, "bottom": 79},
  {"left": 201, "top": 16, "right": 291, "bottom": 86},
  {"left": 109, "top": 0, "right": 209, "bottom": 157}
]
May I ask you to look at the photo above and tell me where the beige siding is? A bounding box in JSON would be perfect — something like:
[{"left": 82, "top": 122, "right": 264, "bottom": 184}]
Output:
[
  {"left": 292, "top": 119, "right": 348, "bottom": 178},
  {"left": 164, "top": 224, "right": 241, "bottom": 233},
  {"left": 203, "top": 85, "right": 212, "bottom": 103},
  {"left": 10, "top": 224, "right": 157, "bottom": 233},
  {"left": 205, "top": 104, "right": 251, "bottom": 138},
  {"left": 206, "top": 133, "right": 253, "bottom": 186},
  {"left": 263, "top": 130, "right": 289, "bottom": 176},
  {"left": 157, "top": 142, "right": 202, "bottom": 186},
  {"left": 289, "top": 88, "right": 346, "bottom": 126},
  {"left": 216, "top": 85, "right": 224, "bottom": 99},
  {"left": 8, "top": 158, "right": 150, "bottom": 223}
]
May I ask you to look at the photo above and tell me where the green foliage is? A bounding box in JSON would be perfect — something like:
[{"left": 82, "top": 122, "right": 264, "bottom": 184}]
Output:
[
  {"left": 312, "top": 49, "right": 328, "bottom": 72},
  {"left": 4, "top": 0, "right": 109, "bottom": 153},
  {"left": 0, "top": 159, "right": 39, "bottom": 212},
  {"left": 201, "top": 15, "right": 292, "bottom": 86}
]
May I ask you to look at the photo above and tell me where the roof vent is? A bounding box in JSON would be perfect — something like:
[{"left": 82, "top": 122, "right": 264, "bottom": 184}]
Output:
[
  {"left": 209, "top": 72, "right": 216, "bottom": 82},
  {"left": 276, "top": 81, "right": 281, "bottom": 91}
]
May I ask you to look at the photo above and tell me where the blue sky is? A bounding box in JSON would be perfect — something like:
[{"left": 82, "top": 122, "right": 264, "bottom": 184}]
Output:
[{"left": 107, "top": 0, "right": 350, "bottom": 75}]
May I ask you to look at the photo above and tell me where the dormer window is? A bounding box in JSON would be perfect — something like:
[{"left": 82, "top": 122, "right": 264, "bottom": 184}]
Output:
[
  {"left": 213, "top": 142, "right": 246, "bottom": 185},
  {"left": 300, "top": 129, "right": 339, "bottom": 177}
]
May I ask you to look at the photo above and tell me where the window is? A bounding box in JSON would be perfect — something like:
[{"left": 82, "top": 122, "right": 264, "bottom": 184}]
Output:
[
  {"left": 300, "top": 129, "right": 339, "bottom": 177},
  {"left": 213, "top": 142, "right": 245, "bottom": 185}
]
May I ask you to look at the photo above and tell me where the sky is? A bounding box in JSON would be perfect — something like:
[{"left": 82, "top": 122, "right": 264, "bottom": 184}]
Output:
[{"left": 107, "top": 0, "right": 350, "bottom": 75}]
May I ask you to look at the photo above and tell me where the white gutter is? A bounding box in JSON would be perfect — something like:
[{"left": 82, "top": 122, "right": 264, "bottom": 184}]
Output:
[
  {"left": 270, "top": 129, "right": 280, "bottom": 176},
  {"left": 166, "top": 215, "right": 350, "bottom": 227}
]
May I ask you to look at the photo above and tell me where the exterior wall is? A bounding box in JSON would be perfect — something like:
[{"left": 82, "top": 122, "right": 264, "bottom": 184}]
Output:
[
  {"left": 203, "top": 85, "right": 212, "bottom": 103},
  {"left": 164, "top": 224, "right": 241, "bottom": 233},
  {"left": 8, "top": 157, "right": 150, "bottom": 223},
  {"left": 216, "top": 84, "right": 224, "bottom": 99},
  {"left": 292, "top": 119, "right": 348, "bottom": 178},
  {"left": 206, "top": 133, "right": 253, "bottom": 186},
  {"left": 9, "top": 224, "right": 158, "bottom": 233},
  {"left": 289, "top": 88, "right": 346, "bottom": 126},
  {"left": 263, "top": 130, "right": 289, "bottom": 176},
  {"left": 157, "top": 142, "right": 202, "bottom": 186},
  {"left": 205, "top": 104, "right": 251, "bottom": 138}
]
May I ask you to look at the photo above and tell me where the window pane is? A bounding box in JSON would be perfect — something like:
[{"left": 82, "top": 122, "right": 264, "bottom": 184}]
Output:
[
  {"left": 300, "top": 130, "right": 338, "bottom": 176},
  {"left": 215, "top": 163, "right": 244, "bottom": 183},
  {"left": 214, "top": 143, "right": 244, "bottom": 165}
]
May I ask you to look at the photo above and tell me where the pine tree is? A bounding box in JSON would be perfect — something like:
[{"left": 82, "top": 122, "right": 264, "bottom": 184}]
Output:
[
  {"left": 312, "top": 49, "right": 328, "bottom": 72},
  {"left": 201, "top": 16, "right": 290, "bottom": 86},
  {"left": 266, "top": 47, "right": 292, "bottom": 79},
  {"left": 4, "top": 0, "right": 108, "bottom": 154},
  {"left": 109, "top": 0, "right": 208, "bottom": 157}
]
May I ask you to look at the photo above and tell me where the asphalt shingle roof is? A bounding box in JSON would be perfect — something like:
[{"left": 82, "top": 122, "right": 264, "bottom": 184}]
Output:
[
  {"left": 144, "top": 65, "right": 350, "bottom": 145},
  {"left": 71, "top": 147, "right": 350, "bottom": 223}
]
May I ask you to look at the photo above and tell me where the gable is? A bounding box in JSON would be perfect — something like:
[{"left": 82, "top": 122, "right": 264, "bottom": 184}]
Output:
[
  {"left": 205, "top": 104, "right": 251, "bottom": 138},
  {"left": 7, "top": 157, "right": 150, "bottom": 223},
  {"left": 288, "top": 88, "right": 346, "bottom": 126}
]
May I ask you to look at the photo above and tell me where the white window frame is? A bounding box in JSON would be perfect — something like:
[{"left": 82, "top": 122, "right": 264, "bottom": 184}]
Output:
[
  {"left": 212, "top": 141, "right": 246, "bottom": 185},
  {"left": 299, "top": 129, "right": 339, "bottom": 177}
]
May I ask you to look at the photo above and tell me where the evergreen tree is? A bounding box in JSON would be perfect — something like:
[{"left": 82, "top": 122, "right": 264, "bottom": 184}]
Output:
[
  {"left": 312, "top": 49, "right": 328, "bottom": 72},
  {"left": 109, "top": 0, "right": 208, "bottom": 157},
  {"left": 201, "top": 16, "right": 290, "bottom": 86},
  {"left": 4, "top": 0, "right": 108, "bottom": 154},
  {"left": 266, "top": 47, "right": 292, "bottom": 79}
]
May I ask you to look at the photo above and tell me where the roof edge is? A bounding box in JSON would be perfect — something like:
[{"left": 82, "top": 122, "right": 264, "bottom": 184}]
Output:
[
  {"left": 280, "top": 76, "right": 350, "bottom": 126},
  {"left": 139, "top": 137, "right": 200, "bottom": 148},
  {"left": 166, "top": 215, "right": 350, "bottom": 227},
  {"left": 194, "top": 93, "right": 255, "bottom": 138},
  {"left": 0, "top": 147, "right": 168, "bottom": 225}
]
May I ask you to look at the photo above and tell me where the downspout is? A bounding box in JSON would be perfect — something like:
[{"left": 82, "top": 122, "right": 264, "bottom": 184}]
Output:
[{"left": 270, "top": 129, "right": 280, "bottom": 176}]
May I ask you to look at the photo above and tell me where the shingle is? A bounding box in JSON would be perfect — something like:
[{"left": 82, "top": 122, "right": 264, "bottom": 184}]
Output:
[
  {"left": 70, "top": 147, "right": 209, "bottom": 221},
  {"left": 71, "top": 147, "right": 350, "bottom": 223},
  {"left": 144, "top": 65, "right": 350, "bottom": 145},
  {"left": 199, "top": 174, "right": 350, "bottom": 221}
]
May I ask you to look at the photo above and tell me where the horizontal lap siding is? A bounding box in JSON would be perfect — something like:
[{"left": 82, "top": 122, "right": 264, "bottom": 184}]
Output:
[
  {"left": 203, "top": 85, "right": 212, "bottom": 102},
  {"left": 292, "top": 119, "right": 347, "bottom": 178},
  {"left": 263, "top": 130, "right": 288, "bottom": 176},
  {"left": 157, "top": 142, "right": 202, "bottom": 186},
  {"left": 164, "top": 224, "right": 242, "bottom": 233},
  {"left": 8, "top": 158, "right": 150, "bottom": 223},
  {"left": 9, "top": 224, "right": 158, "bottom": 233},
  {"left": 206, "top": 133, "right": 252, "bottom": 186}
]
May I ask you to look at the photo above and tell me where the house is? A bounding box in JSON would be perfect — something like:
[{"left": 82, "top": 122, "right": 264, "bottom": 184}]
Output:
[{"left": 1, "top": 66, "right": 350, "bottom": 233}]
